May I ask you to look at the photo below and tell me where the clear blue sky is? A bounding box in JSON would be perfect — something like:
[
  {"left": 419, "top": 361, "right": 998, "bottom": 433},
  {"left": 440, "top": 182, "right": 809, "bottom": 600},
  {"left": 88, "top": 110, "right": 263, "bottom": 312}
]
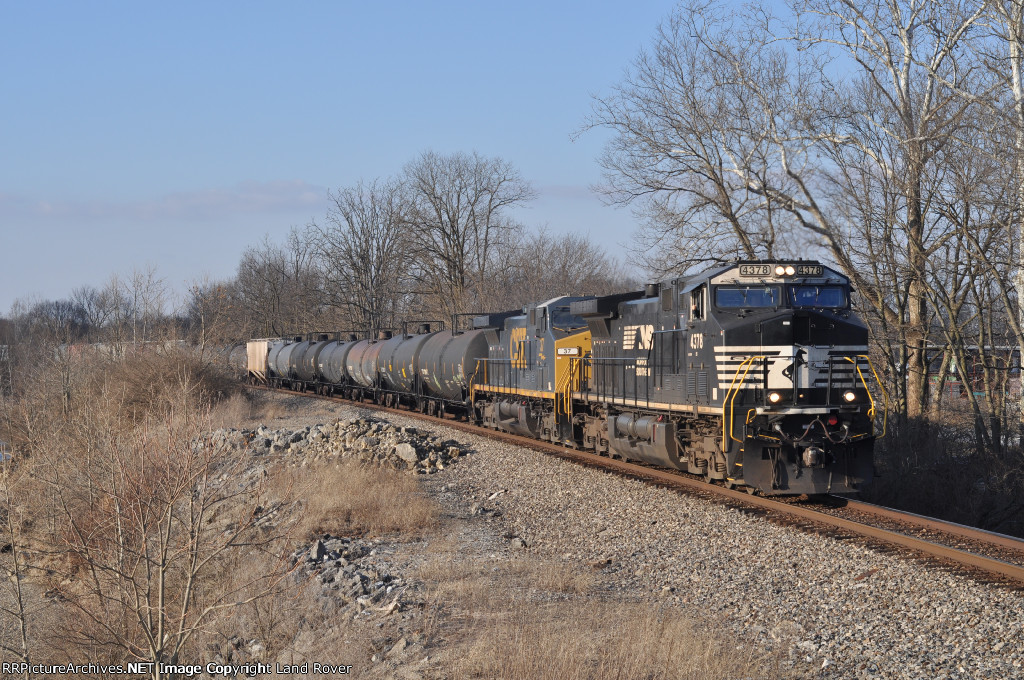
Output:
[{"left": 0, "top": 1, "right": 676, "bottom": 314}]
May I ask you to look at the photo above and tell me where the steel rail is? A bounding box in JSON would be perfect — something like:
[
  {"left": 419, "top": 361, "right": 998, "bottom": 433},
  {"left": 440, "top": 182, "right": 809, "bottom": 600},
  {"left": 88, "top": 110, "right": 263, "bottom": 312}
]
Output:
[
  {"left": 828, "top": 497, "right": 1024, "bottom": 554},
  {"left": 517, "top": 441, "right": 1024, "bottom": 584},
  {"left": 251, "top": 385, "right": 1024, "bottom": 585}
]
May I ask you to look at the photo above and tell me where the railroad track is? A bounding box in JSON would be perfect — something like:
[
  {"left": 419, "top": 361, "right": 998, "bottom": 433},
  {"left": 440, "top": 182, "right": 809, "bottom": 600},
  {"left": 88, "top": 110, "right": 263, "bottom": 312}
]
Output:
[{"left": 252, "top": 385, "right": 1024, "bottom": 587}]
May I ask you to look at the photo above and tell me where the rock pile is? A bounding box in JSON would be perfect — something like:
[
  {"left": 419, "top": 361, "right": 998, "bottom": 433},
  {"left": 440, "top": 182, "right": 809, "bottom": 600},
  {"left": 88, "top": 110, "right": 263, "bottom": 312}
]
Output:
[
  {"left": 289, "top": 534, "right": 411, "bottom": 619},
  {"left": 201, "top": 533, "right": 423, "bottom": 671},
  {"left": 209, "top": 417, "right": 468, "bottom": 473}
]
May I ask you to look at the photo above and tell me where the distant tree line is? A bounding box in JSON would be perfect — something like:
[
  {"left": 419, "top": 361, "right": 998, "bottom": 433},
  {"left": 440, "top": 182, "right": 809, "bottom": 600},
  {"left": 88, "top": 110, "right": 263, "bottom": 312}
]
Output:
[
  {"left": 0, "top": 150, "right": 635, "bottom": 383},
  {"left": 220, "top": 150, "right": 634, "bottom": 340}
]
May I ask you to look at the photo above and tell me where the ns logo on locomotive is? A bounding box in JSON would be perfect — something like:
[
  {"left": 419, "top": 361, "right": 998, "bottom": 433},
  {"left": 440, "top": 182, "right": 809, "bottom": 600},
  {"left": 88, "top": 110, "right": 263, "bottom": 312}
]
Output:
[{"left": 248, "top": 260, "right": 884, "bottom": 495}]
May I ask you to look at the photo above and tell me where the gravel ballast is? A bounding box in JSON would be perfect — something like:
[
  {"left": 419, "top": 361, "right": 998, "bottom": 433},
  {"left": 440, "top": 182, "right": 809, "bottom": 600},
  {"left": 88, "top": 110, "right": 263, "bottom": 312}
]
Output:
[{"left": 250, "top": 393, "right": 1024, "bottom": 679}]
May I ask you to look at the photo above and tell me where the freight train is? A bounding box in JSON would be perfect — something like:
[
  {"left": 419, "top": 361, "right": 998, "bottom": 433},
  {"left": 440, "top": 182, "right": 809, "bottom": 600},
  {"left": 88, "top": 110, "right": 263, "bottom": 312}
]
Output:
[{"left": 248, "top": 260, "right": 884, "bottom": 495}]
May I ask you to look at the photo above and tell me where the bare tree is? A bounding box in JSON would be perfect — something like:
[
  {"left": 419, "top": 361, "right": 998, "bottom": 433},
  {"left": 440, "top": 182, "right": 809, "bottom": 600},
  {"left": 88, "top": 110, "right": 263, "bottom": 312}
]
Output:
[
  {"left": 45, "top": 406, "right": 284, "bottom": 677},
  {"left": 403, "top": 150, "right": 535, "bottom": 317},
  {"left": 234, "top": 231, "right": 322, "bottom": 338},
  {"left": 500, "top": 229, "right": 636, "bottom": 306},
  {"left": 70, "top": 285, "right": 110, "bottom": 342},
  {"left": 583, "top": 1, "right": 803, "bottom": 273},
  {"left": 792, "top": 0, "right": 988, "bottom": 416},
  {"left": 126, "top": 265, "right": 167, "bottom": 346},
  {"left": 312, "top": 179, "right": 408, "bottom": 332},
  {"left": 983, "top": 0, "right": 1024, "bottom": 428},
  {"left": 0, "top": 460, "right": 34, "bottom": 677},
  {"left": 100, "top": 273, "right": 135, "bottom": 355},
  {"left": 185, "top": 277, "right": 237, "bottom": 355}
]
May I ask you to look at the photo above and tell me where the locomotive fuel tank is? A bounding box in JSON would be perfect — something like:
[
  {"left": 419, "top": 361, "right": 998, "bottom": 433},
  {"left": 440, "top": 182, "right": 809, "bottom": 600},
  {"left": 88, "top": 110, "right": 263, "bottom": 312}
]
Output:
[{"left": 418, "top": 329, "right": 490, "bottom": 401}]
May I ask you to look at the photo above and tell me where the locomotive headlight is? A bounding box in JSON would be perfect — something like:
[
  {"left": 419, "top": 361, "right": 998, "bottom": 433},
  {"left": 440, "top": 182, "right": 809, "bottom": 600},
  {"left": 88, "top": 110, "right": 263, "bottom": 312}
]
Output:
[
  {"left": 774, "top": 265, "right": 786, "bottom": 276},
  {"left": 768, "top": 392, "right": 782, "bottom": 404},
  {"left": 843, "top": 390, "right": 857, "bottom": 402},
  {"left": 785, "top": 265, "right": 796, "bottom": 276}
]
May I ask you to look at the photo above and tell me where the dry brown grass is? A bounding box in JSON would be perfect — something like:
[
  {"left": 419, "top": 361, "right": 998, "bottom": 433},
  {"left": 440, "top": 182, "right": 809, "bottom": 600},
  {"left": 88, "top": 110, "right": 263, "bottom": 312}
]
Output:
[
  {"left": 208, "top": 391, "right": 261, "bottom": 429},
  {"left": 271, "top": 461, "right": 439, "bottom": 540},
  {"left": 260, "top": 398, "right": 290, "bottom": 422},
  {"left": 206, "top": 389, "right": 295, "bottom": 430},
  {"left": 450, "top": 600, "right": 767, "bottom": 680},
  {"left": 414, "top": 551, "right": 773, "bottom": 680},
  {"left": 524, "top": 558, "right": 599, "bottom": 594}
]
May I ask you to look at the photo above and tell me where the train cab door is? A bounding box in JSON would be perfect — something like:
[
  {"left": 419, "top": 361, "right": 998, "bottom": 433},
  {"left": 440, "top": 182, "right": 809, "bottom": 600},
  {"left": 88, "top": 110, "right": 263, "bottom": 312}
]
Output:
[
  {"left": 685, "top": 285, "right": 708, "bottom": 403},
  {"left": 674, "top": 286, "right": 687, "bottom": 376},
  {"left": 536, "top": 306, "right": 550, "bottom": 390}
]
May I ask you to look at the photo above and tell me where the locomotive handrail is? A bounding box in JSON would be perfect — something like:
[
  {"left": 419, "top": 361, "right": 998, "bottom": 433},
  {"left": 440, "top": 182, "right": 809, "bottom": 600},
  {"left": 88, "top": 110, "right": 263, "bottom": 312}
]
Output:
[
  {"left": 557, "top": 357, "right": 582, "bottom": 416},
  {"left": 585, "top": 356, "right": 651, "bottom": 405},
  {"left": 722, "top": 355, "right": 768, "bottom": 451},
  {"left": 469, "top": 360, "right": 484, "bottom": 404},
  {"left": 745, "top": 407, "right": 782, "bottom": 442},
  {"left": 844, "top": 355, "right": 889, "bottom": 438},
  {"left": 473, "top": 358, "right": 520, "bottom": 391}
]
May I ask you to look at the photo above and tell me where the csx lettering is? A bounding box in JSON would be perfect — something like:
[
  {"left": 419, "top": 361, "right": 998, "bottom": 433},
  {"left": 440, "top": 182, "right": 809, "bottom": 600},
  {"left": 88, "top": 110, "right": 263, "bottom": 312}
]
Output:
[{"left": 509, "top": 327, "right": 527, "bottom": 368}]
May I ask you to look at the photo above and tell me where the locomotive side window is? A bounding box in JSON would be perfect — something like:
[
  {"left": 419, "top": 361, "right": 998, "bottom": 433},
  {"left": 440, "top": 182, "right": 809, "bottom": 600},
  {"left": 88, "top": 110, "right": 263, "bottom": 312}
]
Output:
[
  {"left": 789, "top": 285, "right": 847, "bottom": 308},
  {"left": 690, "top": 286, "right": 705, "bottom": 320},
  {"left": 714, "top": 286, "right": 781, "bottom": 308}
]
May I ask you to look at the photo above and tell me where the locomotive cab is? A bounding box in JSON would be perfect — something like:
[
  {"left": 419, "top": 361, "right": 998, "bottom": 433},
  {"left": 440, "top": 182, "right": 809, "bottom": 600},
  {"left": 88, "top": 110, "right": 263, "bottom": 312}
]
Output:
[
  {"left": 473, "top": 296, "right": 592, "bottom": 443},
  {"left": 707, "top": 263, "right": 878, "bottom": 493}
]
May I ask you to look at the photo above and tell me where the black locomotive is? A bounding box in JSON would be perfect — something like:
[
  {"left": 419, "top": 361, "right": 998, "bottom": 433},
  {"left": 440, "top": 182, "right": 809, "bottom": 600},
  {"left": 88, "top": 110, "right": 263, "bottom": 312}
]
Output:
[{"left": 249, "top": 260, "right": 882, "bottom": 495}]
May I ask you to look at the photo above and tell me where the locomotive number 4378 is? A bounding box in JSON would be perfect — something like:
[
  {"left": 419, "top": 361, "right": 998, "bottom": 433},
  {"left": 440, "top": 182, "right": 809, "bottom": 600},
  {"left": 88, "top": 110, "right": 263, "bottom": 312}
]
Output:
[{"left": 739, "top": 264, "right": 824, "bottom": 277}]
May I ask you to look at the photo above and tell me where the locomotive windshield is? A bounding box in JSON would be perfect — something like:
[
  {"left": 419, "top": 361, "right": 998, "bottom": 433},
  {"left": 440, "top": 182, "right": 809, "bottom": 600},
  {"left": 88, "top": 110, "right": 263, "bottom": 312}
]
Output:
[
  {"left": 715, "top": 286, "right": 781, "bottom": 308},
  {"left": 789, "top": 285, "right": 847, "bottom": 308},
  {"left": 549, "top": 305, "right": 587, "bottom": 331}
]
